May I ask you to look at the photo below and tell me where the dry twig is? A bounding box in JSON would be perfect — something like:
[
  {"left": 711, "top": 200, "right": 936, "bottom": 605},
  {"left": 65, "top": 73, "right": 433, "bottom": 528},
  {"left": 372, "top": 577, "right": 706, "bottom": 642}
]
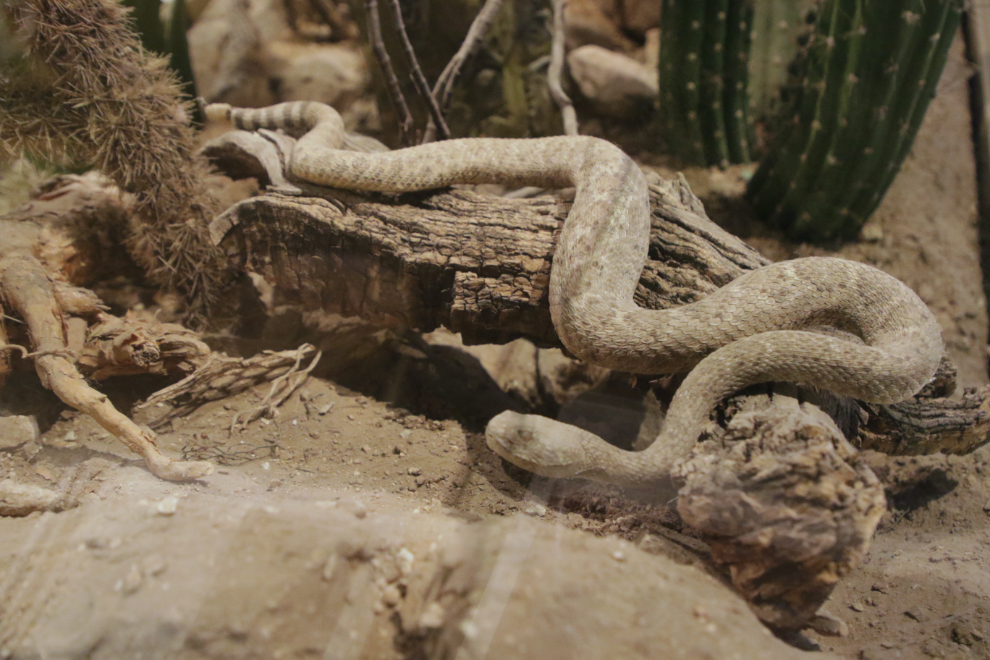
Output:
[
  {"left": 548, "top": 0, "right": 578, "bottom": 136},
  {"left": 137, "top": 344, "right": 321, "bottom": 430},
  {"left": 383, "top": 0, "right": 450, "bottom": 140},
  {"left": 77, "top": 313, "right": 211, "bottom": 380},
  {"left": 422, "top": 0, "right": 505, "bottom": 143},
  {"left": 364, "top": 0, "right": 415, "bottom": 144},
  {"left": 230, "top": 346, "right": 322, "bottom": 430}
]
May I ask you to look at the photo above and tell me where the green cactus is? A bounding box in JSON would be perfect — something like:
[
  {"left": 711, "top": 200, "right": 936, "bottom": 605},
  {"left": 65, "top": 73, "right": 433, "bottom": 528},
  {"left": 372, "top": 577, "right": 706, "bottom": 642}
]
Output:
[
  {"left": 746, "top": 0, "right": 964, "bottom": 240},
  {"left": 660, "top": 0, "right": 754, "bottom": 167},
  {"left": 723, "top": 0, "right": 755, "bottom": 163},
  {"left": 747, "top": 0, "right": 818, "bottom": 122}
]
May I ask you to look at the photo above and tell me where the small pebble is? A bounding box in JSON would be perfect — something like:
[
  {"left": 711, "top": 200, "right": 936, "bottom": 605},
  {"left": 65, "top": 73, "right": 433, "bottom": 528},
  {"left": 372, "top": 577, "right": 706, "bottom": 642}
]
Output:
[
  {"left": 156, "top": 496, "right": 178, "bottom": 516},
  {"left": 396, "top": 548, "right": 414, "bottom": 577},
  {"left": 809, "top": 614, "right": 849, "bottom": 638},
  {"left": 859, "top": 223, "right": 883, "bottom": 242},
  {"left": 522, "top": 503, "right": 547, "bottom": 517},
  {"left": 0, "top": 415, "right": 39, "bottom": 449},
  {"left": 323, "top": 555, "right": 338, "bottom": 581},
  {"left": 142, "top": 554, "right": 167, "bottom": 577},
  {"left": 407, "top": 467, "right": 422, "bottom": 476},
  {"left": 382, "top": 583, "right": 402, "bottom": 607},
  {"left": 121, "top": 564, "right": 144, "bottom": 595}
]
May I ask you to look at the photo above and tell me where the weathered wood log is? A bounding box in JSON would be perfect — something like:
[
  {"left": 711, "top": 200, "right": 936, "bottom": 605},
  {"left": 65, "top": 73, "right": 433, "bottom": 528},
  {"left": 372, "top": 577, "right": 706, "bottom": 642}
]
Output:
[
  {"left": 203, "top": 130, "right": 990, "bottom": 458},
  {"left": 206, "top": 135, "right": 769, "bottom": 347},
  {"left": 200, "top": 131, "right": 989, "bottom": 630}
]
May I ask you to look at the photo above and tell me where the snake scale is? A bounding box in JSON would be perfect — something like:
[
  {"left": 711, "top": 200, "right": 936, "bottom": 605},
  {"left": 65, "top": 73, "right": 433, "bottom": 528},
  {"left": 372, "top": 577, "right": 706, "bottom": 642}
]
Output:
[{"left": 207, "top": 101, "right": 944, "bottom": 487}]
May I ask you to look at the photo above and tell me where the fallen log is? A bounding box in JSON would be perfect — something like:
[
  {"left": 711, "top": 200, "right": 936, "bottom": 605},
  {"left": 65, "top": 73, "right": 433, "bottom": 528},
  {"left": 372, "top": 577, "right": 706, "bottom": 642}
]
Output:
[{"left": 201, "top": 129, "right": 990, "bottom": 630}]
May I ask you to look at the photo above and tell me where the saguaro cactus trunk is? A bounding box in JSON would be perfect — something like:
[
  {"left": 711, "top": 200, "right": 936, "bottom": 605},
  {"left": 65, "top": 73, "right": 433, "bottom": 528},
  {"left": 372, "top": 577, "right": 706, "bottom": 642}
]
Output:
[
  {"left": 659, "top": 0, "right": 756, "bottom": 168},
  {"left": 746, "top": 0, "right": 964, "bottom": 241}
]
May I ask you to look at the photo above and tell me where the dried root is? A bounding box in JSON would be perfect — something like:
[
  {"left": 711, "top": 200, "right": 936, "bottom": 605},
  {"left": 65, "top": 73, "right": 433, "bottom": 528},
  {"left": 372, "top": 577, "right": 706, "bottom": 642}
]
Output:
[
  {"left": 0, "top": 255, "right": 213, "bottom": 480},
  {"left": 137, "top": 344, "right": 321, "bottom": 431},
  {"left": 78, "top": 313, "right": 210, "bottom": 380}
]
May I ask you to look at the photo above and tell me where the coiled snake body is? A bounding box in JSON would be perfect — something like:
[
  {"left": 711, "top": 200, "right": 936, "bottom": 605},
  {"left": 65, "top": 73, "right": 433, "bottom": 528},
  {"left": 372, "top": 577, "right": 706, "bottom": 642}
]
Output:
[{"left": 208, "top": 101, "right": 944, "bottom": 486}]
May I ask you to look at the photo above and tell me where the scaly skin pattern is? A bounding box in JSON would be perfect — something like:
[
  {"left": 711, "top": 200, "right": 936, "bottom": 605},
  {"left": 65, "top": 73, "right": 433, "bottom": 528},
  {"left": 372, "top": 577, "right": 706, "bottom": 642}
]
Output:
[{"left": 207, "top": 101, "right": 944, "bottom": 486}]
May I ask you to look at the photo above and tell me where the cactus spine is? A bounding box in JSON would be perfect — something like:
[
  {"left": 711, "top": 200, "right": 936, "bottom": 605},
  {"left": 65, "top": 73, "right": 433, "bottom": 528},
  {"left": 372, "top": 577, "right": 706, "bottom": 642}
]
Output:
[
  {"left": 746, "top": 0, "right": 964, "bottom": 240},
  {"left": 659, "top": 0, "right": 754, "bottom": 167}
]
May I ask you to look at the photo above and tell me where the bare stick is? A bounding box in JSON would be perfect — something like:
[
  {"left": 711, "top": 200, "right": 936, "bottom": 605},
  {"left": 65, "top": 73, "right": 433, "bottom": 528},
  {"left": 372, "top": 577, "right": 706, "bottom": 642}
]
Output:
[
  {"left": 230, "top": 346, "right": 322, "bottom": 431},
  {"left": 137, "top": 344, "right": 321, "bottom": 430},
  {"left": 384, "top": 0, "right": 450, "bottom": 140},
  {"left": 422, "top": 0, "right": 505, "bottom": 144},
  {"left": 365, "top": 0, "right": 414, "bottom": 145},
  {"left": 548, "top": 0, "right": 578, "bottom": 136}
]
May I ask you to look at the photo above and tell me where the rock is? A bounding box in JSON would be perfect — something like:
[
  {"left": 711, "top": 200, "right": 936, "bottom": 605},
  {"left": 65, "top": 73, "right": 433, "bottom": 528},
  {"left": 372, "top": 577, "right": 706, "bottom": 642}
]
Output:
[
  {"left": 0, "top": 415, "right": 39, "bottom": 448},
  {"left": 564, "top": 0, "right": 662, "bottom": 47},
  {"left": 565, "top": 0, "right": 637, "bottom": 52},
  {"left": 267, "top": 42, "right": 370, "bottom": 113},
  {"left": 188, "top": 0, "right": 275, "bottom": 107},
  {"left": 0, "top": 479, "right": 60, "bottom": 517},
  {"left": 620, "top": 0, "right": 663, "bottom": 36},
  {"left": 567, "top": 45, "right": 659, "bottom": 116},
  {"left": 0, "top": 497, "right": 818, "bottom": 659}
]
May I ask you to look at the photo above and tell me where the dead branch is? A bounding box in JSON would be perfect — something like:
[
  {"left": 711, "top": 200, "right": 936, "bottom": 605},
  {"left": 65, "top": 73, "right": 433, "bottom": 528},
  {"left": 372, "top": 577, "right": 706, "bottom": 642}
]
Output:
[
  {"left": 364, "top": 0, "right": 414, "bottom": 145},
  {"left": 0, "top": 255, "right": 212, "bottom": 481},
  {"left": 674, "top": 395, "right": 886, "bottom": 631},
  {"left": 383, "top": 0, "right": 450, "bottom": 140},
  {"left": 77, "top": 313, "right": 211, "bottom": 380},
  {"left": 0, "top": 172, "right": 313, "bottom": 480},
  {"left": 136, "top": 344, "right": 321, "bottom": 430},
  {"left": 422, "top": 0, "right": 505, "bottom": 143},
  {"left": 549, "top": 0, "right": 578, "bottom": 136}
]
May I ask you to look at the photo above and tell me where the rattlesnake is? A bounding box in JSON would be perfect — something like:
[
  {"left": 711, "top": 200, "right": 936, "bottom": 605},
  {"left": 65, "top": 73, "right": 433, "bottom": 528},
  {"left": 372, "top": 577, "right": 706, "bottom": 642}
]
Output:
[{"left": 207, "top": 101, "right": 944, "bottom": 486}]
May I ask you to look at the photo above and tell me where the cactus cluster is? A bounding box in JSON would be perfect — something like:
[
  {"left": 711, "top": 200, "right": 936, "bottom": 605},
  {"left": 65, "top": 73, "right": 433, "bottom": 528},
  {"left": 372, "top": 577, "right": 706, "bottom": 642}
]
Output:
[
  {"left": 746, "top": 0, "right": 964, "bottom": 240},
  {"left": 659, "top": 0, "right": 755, "bottom": 167}
]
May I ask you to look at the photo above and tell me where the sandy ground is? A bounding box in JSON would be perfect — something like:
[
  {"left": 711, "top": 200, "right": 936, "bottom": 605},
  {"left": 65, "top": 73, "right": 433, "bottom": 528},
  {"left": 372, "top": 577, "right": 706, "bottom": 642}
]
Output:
[{"left": 1, "top": 30, "right": 989, "bottom": 660}]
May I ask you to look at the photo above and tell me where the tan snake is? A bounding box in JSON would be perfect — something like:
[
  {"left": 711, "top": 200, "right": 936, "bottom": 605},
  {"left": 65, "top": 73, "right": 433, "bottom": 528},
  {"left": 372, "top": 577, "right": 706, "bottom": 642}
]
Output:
[{"left": 207, "top": 101, "right": 944, "bottom": 487}]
